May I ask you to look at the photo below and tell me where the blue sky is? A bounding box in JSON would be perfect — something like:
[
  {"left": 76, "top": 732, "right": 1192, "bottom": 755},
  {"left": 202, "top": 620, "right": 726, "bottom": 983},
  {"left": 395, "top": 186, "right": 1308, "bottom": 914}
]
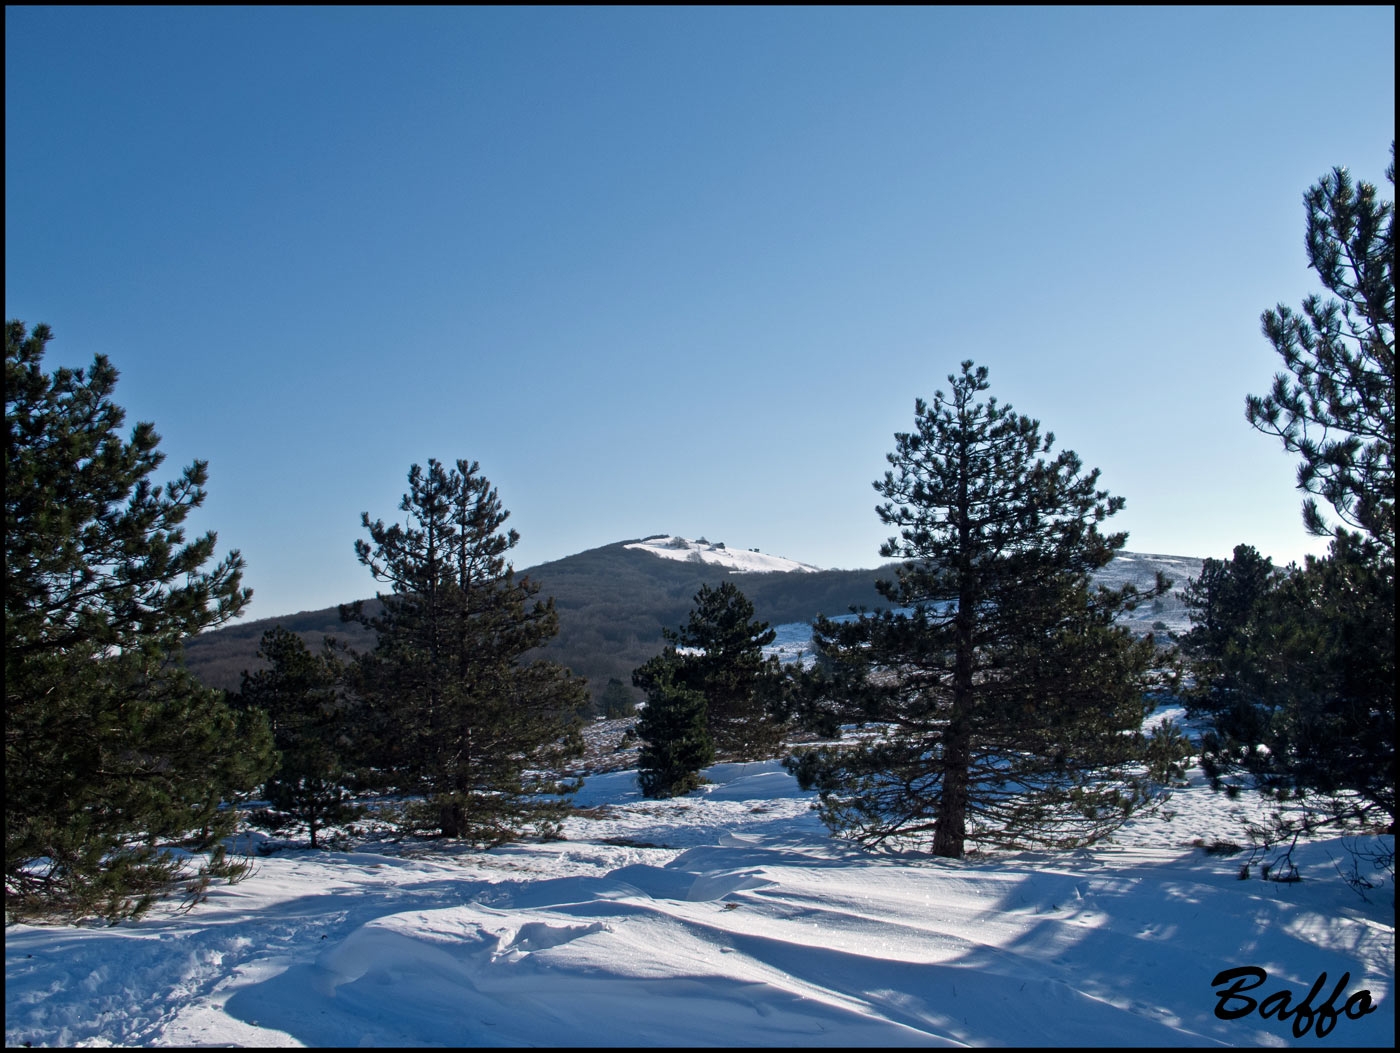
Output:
[{"left": 6, "top": 6, "right": 1395, "bottom": 623}]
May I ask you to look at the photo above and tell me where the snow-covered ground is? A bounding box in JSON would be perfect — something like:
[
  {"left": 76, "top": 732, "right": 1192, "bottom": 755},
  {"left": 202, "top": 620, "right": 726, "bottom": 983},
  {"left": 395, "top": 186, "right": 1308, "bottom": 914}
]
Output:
[
  {"left": 6, "top": 711, "right": 1393, "bottom": 1047},
  {"left": 625, "top": 535, "right": 822, "bottom": 574}
]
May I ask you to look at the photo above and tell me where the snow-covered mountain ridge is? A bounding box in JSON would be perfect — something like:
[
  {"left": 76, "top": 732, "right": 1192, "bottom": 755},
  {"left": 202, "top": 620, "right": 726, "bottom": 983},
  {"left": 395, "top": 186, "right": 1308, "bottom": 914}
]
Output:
[
  {"left": 625, "top": 537, "right": 1202, "bottom": 637},
  {"left": 624, "top": 534, "right": 822, "bottom": 574}
]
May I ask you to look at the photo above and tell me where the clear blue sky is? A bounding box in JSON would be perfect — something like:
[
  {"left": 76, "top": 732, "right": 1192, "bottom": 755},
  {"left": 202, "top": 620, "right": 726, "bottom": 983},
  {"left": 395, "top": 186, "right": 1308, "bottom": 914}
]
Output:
[{"left": 6, "top": 6, "right": 1395, "bottom": 623}]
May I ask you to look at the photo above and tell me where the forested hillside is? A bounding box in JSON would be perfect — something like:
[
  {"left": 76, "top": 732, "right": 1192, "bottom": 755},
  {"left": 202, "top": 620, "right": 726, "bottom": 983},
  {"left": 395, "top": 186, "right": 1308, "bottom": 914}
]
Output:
[
  {"left": 181, "top": 539, "right": 896, "bottom": 703},
  {"left": 182, "top": 539, "right": 897, "bottom": 706},
  {"left": 519, "top": 540, "right": 900, "bottom": 704},
  {"left": 178, "top": 600, "right": 379, "bottom": 695},
  {"left": 181, "top": 538, "right": 1197, "bottom": 710}
]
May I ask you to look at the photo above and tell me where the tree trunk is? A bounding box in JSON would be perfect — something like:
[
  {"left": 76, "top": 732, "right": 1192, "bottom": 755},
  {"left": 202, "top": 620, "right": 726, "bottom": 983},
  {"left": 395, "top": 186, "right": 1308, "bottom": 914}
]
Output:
[
  {"left": 933, "top": 718, "right": 970, "bottom": 858},
  {"left": 934, "top": 435, "right": 976, "bottom": 859}
]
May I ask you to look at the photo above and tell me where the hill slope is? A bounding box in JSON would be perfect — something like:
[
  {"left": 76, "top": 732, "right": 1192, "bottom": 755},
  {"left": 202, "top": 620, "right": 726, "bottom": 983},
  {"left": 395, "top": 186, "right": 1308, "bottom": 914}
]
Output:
[{"left": 181, "top": 538, "right": 1201, "bottom": 707}]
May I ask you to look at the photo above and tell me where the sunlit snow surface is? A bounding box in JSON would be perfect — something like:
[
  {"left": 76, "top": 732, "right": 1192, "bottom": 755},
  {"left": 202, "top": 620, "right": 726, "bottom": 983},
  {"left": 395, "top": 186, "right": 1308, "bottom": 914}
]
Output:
[
  {"left": 6, "top": 716, "right": 1393, "bottom": 1048},
  {"left": 624, "top": 535, "right": 822, "bottom": 574}
]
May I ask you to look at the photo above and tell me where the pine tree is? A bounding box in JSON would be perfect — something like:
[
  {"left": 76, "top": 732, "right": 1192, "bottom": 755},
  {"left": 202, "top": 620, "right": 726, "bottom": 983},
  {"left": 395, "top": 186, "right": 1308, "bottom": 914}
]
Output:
[
  {"left": 634, "top": 582, "right": 784, "bottom": 761},
  {"left": 1182, "top": 541, "right": 1395, "bottom": 829},
  {"left": 634, "top": 660, "right": 714, "bottom": 798},
  {"left": 789, "top": 361, "right": 1181, "bottom": 859},
  {"left": 596, "top": 677, "right": 637, "bottom": 719},
  {"left": 1185, "top": 146, "right": 1396, "bottom": 836},
  {"left": 1177, "top": 545, "right": 1279, "bottom": 665},
  {"left": 1247, "top": 143, "right": 1394, "bottom": 558},
  {"left": 1176, "top": 544, "right": 1281, "bottom": 725},
  {"left": 344, "top": 459, "right": 585, "bottom": 843},
  {"left": 5, "top": 321, "right": 275, "bottom": 922},
  {"left": 232, "top": 627, "right": 362, "bottom": 849}
]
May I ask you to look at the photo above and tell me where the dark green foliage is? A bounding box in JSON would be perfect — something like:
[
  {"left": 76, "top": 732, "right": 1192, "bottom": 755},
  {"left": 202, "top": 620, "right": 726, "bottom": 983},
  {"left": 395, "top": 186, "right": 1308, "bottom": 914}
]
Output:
[
  {"left": 635, "top": 662, "right": 714, "bottom": 798},
  {"left": 635, "top": 582, "right": 784, "bottom": 761},
  {"left": 1182, "top": 539, "right": 1395, "bottom": 830},
  {"left": 596, "top": 677, "right": 638, "bottom": 719},
  {"left": 1177, "top": 544, "right": 1280, "bottom": 707},
  {"left": 5, "top": 321, "right": 275, "bottom": 922},
  {"left": 232, "top": 628, "right": 362, "bottom": 848},
  {"left": 344, "top": 459, "right": 585, "bottom": 843},
  {"left": 181, "top": 604, "right": 377, "bottom": 694},
  {"left": 1178, "top": 543, "right": 1277, "bottom": 644},
  {"left": 789, "top": 362, "right": 1181, "bottom": 859},
  {"left": 1246, "top": 143, "right": 1394, "bottom": 557},
  {"left": 1184, "top": 147, "right": 1396, "bottom": 837}
]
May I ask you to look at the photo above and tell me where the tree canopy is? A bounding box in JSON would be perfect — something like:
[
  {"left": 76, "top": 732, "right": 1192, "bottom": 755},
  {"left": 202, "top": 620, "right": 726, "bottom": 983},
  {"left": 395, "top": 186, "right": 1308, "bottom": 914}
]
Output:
[
  {"left": 1185, "top": 146, "right": 1395, "bottom": 837},
  {"left": 634, "top": 664, "right": 714, "bottom": 799},
  {"left": 344, "top": 458, "right": 585, "bottom": 843},
  {"left": 5, "top": 321, "right": 273, "bottom": 922},
  {"left": 232, "top": 627, "right": 361, "bottom": 849},
  {"left": 634, "top": 582, "right": 784, "bottom": 762},
  {"left": 790, "top": 361, "right": 1182, "bottom": 859},
  {"left": 1181, "top": 541, "right": 1394, "bottom": 829},
  {"left": 1247, "top": 143, "right": 1394, "bottom": 560}
]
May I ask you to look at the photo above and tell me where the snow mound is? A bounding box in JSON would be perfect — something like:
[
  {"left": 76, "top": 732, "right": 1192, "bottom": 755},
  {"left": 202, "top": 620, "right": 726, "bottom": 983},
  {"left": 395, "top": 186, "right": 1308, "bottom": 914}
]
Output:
[
  {"left": 626, "top": 535, "right": 821, "bottom": 574},
  {"left": 5, "top": 717, "right": 1393, "bottom": 1048}
]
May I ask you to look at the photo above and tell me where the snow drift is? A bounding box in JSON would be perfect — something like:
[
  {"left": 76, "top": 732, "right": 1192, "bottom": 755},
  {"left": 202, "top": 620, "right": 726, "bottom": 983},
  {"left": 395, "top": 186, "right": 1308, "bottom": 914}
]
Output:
[{"left": 5, "top": 735, "right": 1393, "bottom": 1047}]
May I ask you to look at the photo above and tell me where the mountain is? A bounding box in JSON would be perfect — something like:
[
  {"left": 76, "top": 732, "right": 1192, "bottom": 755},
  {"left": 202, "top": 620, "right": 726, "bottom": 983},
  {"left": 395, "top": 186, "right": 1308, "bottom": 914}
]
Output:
[
  {"left": 1092, "top": 551, "right": 1205, "bottom": 635},
  {"left": 180, "top": 536, "right": 1202, "bottom": 710},
  {"left": 510, "top": 537, "right": 899, "bottom": 703},
  {"left": 182, "top": 535, "right": 896, "bottom": 704},
  {"left": 622, "top": 534, "right": 822, "bottom": 574}
]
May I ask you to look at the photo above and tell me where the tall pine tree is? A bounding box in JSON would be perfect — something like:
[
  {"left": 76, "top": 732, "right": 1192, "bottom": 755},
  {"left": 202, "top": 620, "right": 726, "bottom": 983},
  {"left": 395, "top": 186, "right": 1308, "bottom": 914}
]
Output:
[
  {"left": 1247, "top": 143, "right": 1394, "bottom": 559},
  {"left": 1184, "top": 145, "right": 1395, "bottom": 834},
  {"left": 6, "top": 321, "right": 274, "bottom": 921},
  {"left": 344, "top": 459, "right": 585, "bottom": 843},
  {"left": 790, "top": 362, "right": 1181, "bottom": 858}
]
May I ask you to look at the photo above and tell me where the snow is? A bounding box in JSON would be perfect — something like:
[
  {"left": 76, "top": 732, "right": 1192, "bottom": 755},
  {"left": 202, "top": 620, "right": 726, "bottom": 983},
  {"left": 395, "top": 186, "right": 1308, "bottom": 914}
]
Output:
[
  {"left": 625, "top": 535, "right": 822, "bottom": 574},
  {"left": 6, "top": 721, "right": 1393, "bottom": 1048}
]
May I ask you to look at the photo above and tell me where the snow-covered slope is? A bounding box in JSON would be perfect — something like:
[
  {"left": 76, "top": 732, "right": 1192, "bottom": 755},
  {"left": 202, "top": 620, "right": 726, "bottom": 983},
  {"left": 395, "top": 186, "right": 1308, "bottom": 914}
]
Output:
[
  {"left": 6, "top": 713, "right": 1393, "bottom": 1048},
  {"left": 625, "top": 535, "right": 822, "bottom": 574},
  {"left": 760, "top": 550, "right": 1207, "bottom": 667},
  {"left": 1096, "top": 551, "right": 1205, "bottom": 636}
]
